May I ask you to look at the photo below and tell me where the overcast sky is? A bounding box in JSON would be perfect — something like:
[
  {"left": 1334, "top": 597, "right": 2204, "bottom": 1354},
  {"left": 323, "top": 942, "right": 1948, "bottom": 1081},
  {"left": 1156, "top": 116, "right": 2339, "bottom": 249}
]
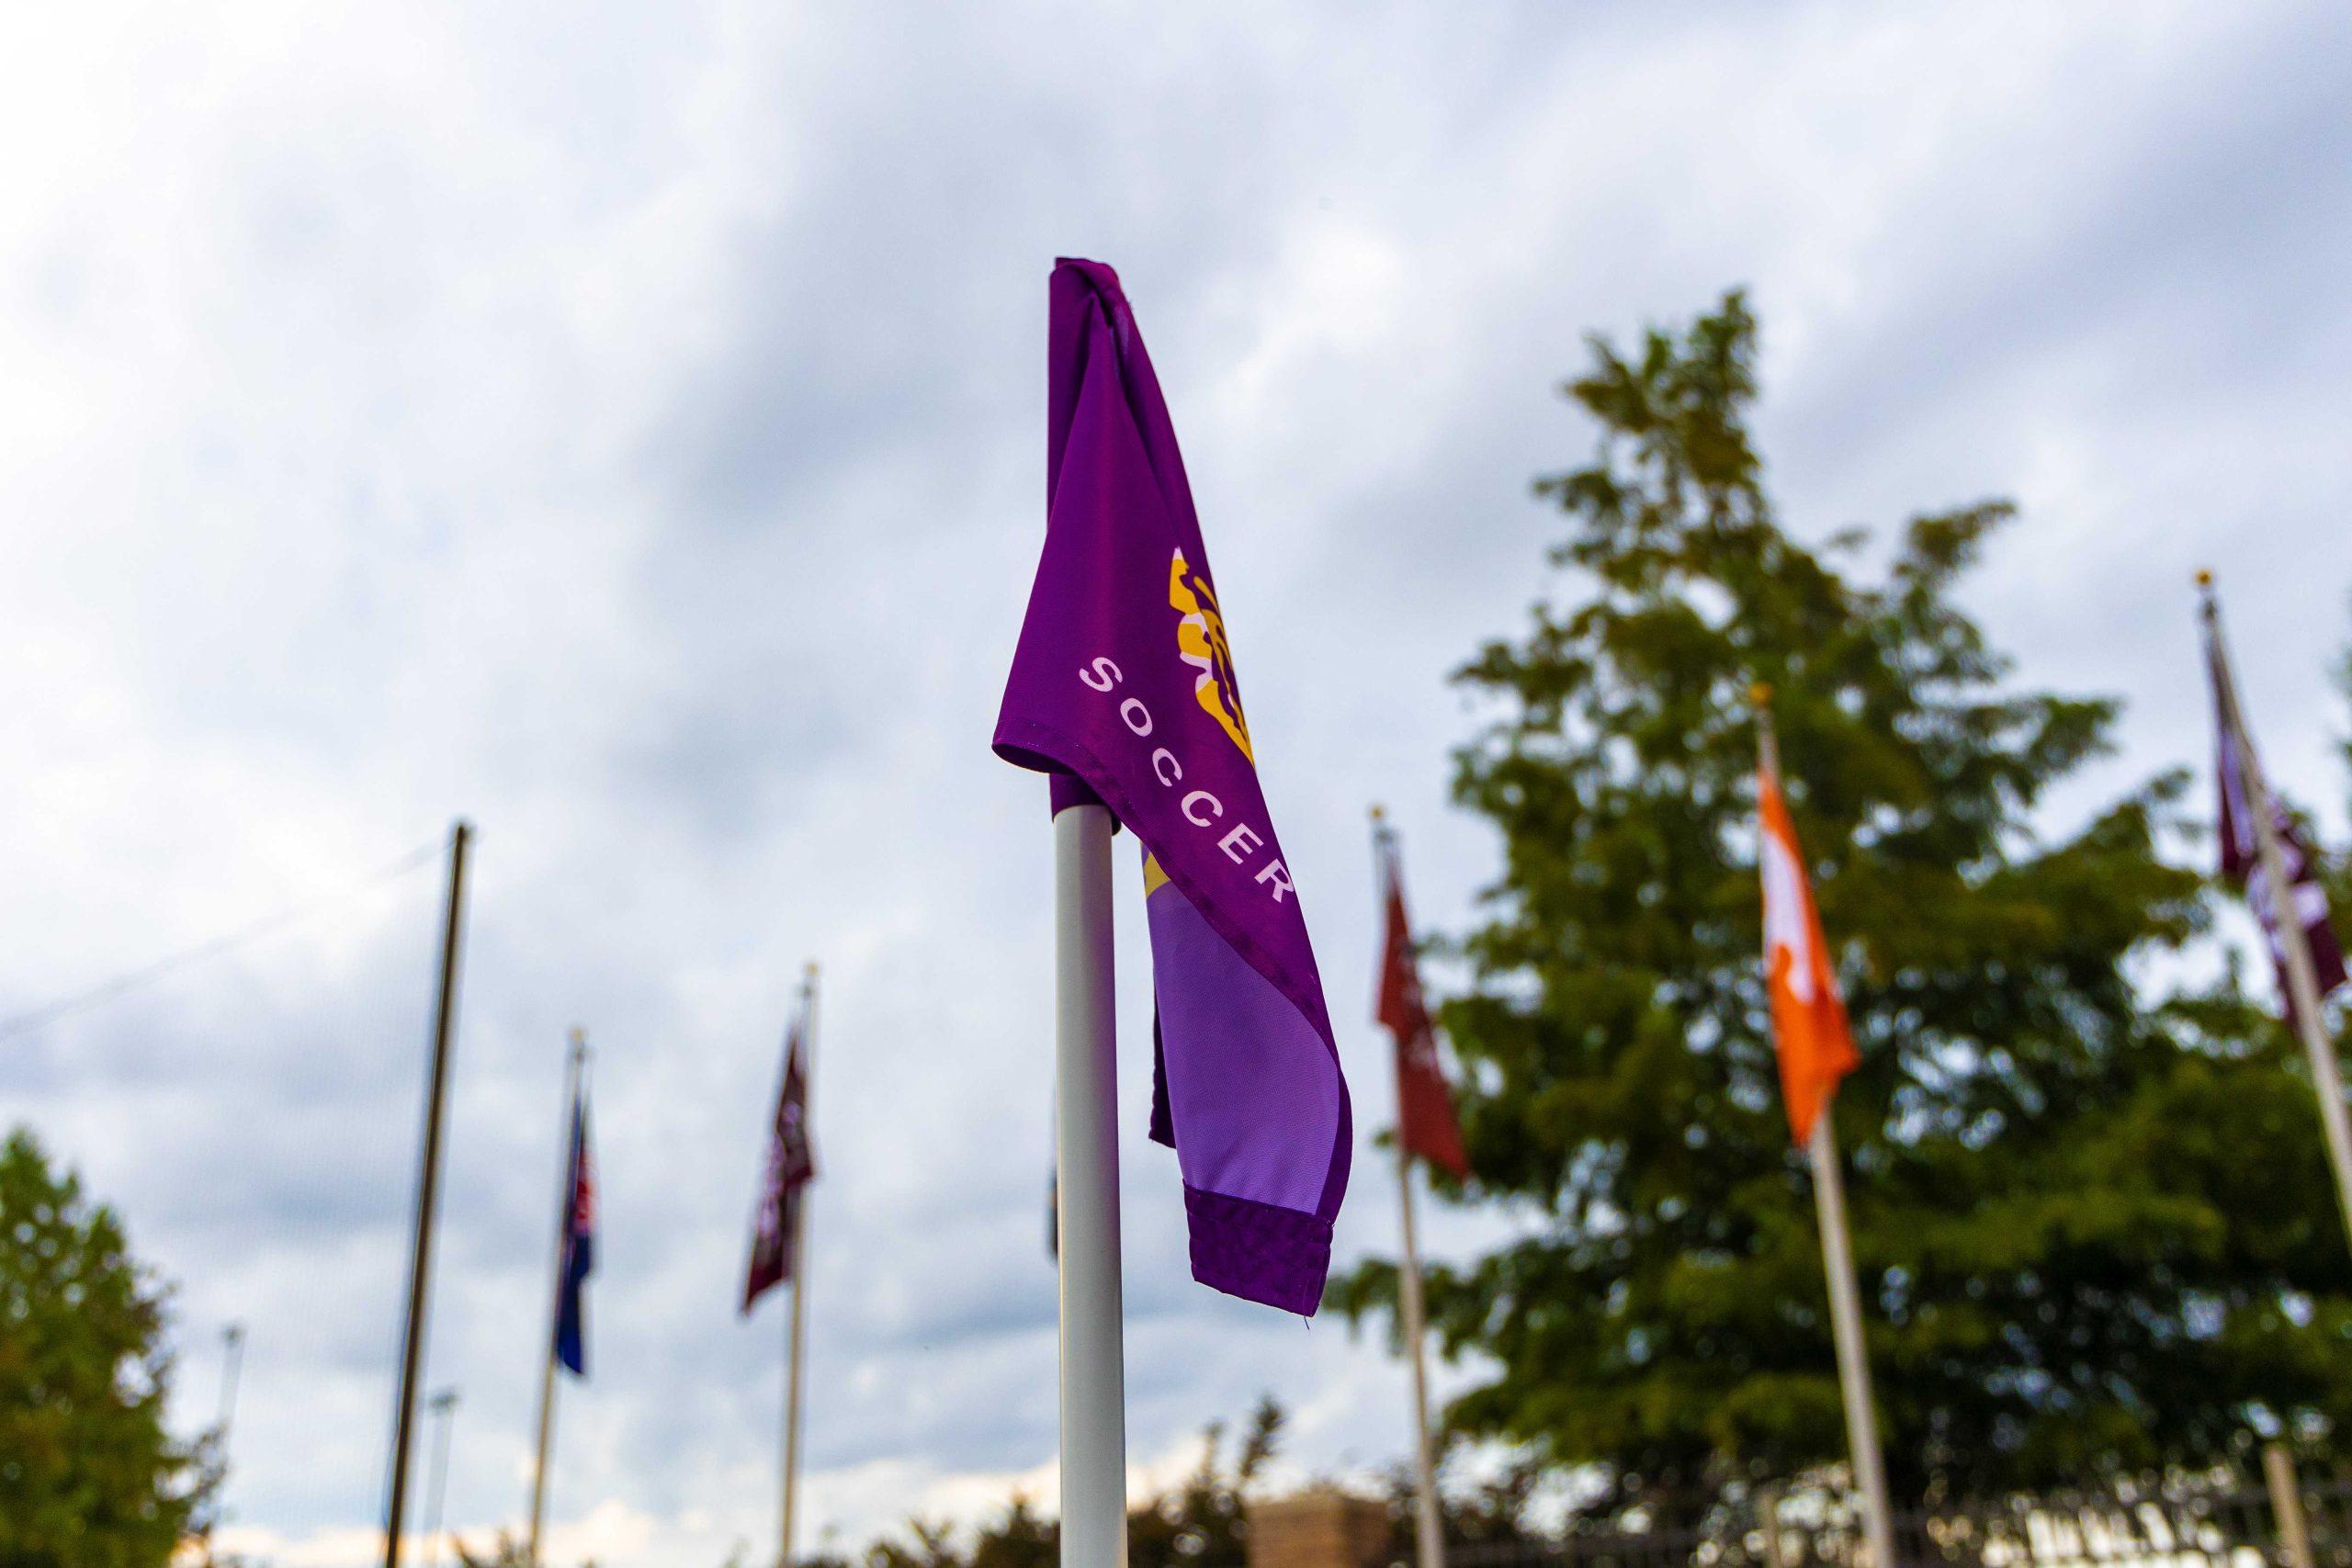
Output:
[{"left": 4, "top": 3, "right": 2349, "bottom": 1563}]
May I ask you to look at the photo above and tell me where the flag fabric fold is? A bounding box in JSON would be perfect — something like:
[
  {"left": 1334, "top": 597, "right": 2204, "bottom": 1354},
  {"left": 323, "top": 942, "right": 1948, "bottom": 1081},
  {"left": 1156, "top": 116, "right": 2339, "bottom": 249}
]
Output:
[
  {"left": 554, "top": 1091, "right": 595, "bottom": 1377},
  {"left": 743, "top": 1014, "right": 817, "bottom": 1314},
  {"left": 2211, "top": 646, "right": 2347, "bottom": 1026},
  {"left": 1374, "top": 831, "right": 1469, "bottom": 1179},
  {"left": 1758, "top": 754, "right": 1860, "bottom": 1145},
  {"left": 994, "top": 257, "right": 1351, "bottom": 1316}
]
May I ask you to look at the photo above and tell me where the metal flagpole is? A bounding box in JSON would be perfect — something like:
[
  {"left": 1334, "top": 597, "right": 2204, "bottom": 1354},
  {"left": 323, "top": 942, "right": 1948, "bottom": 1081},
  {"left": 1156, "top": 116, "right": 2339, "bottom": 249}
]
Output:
[
  {"left": 385, "top": 819, "right": 472, "bottom": 1568},
  {"left": 1373, "top": 810, "right": 1446, "bottom": 1568},
  {"left": 217, "top": 1323, "right": 246, "bottom": 1447},
  {"left": 204, "top": 1324, "right": 247, "bottom": 1567},
  {"left": 2201, "top": 573, "right": 2352, "bottom": 1249},
  {"left": 782, "top": 963, "right": 818, "bottom": 1568},
  {"left": 1757, "top": 707, "right": 1894, "bottom": 1568},
  {"left": 1054, "top": 801, "right": 1127, "bottom": 1568},
  {"left": 423, "top": 1389, "right": 460, "bottom": 1568},
  {"left": 1807, "top": 1114, "right": 1897, "bottom": 1568},
  {"left": 1396, "top": 1144, "right": 1446, "bottom": 1568},
  {"left": 527, "top": 1031, "right": 588, "bottom": 1567}
]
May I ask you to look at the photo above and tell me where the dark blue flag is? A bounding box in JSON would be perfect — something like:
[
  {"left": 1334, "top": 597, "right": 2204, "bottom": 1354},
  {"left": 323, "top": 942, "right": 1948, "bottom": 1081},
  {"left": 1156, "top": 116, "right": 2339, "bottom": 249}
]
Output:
[{"left": 555, "top": 1091, "right": 596, "bottom": 1376}]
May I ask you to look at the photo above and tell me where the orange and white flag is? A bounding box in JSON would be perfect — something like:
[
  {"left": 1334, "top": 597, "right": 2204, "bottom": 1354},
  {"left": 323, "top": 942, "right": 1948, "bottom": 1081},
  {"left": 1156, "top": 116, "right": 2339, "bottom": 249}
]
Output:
[{"left": 1758, "top": 755, "right": 1859, "bottom": 1145}]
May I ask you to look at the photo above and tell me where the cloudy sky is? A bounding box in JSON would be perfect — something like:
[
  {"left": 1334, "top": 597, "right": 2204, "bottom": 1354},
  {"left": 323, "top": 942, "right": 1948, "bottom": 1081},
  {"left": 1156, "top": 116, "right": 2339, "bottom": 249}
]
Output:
[{"left": 4, "top": 2, "right": 2349, "bottom": 1562}]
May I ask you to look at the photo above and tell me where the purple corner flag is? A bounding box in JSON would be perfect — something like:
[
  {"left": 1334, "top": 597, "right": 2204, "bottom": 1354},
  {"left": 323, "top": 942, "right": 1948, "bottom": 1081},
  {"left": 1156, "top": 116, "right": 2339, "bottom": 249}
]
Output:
[{"left": 994, "top": 258, "right": 1351, "bottom": 1315}]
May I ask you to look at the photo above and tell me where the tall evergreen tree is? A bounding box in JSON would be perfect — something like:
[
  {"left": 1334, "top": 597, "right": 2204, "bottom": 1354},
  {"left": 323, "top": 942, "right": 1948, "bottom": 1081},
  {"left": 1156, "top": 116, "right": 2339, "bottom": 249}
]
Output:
[
  {"left": 1331, "top": 294, "right": 2352, "bottom": 1507},
  {"left": 0, "top": 1128, "right": 207, "bottom": 1566}
]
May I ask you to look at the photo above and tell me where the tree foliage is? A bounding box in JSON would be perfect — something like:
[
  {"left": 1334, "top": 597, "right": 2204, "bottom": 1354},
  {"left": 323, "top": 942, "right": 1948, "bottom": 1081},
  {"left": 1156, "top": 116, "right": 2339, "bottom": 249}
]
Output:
[
  {"left": 836, "top": 1396, "right": 1286, "bottom": 1568},
  {"left": 0, "top": 1128, "right": 209, "bottom": 1566},
  {"left": 1331, "top": 293, "right": 2352, "bottom": 1506},
  {"left": 454, "top": 1532, "right": 597, "bottom": 1568}
]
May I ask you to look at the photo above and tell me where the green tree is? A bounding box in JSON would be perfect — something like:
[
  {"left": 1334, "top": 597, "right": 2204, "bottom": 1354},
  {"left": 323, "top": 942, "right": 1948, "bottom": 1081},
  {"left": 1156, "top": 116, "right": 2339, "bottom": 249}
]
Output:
[
  {"left": 859, "top": 1396, "right": 1285, "bottom": 1568},
  {"left": 451, "top": 1529, "right": 595, "bottom": 1567},
  {"left": 1331, "top": 293, "right": 2352, "bottom": 1508},
  {"left": 1124, "top": 1394, "right": 1282, "bottom": 1566},
  {"left": 966, "top": 1495, "right": 1057, "bottom": 1568},
  {"left": 0, "top": 1128, "right": 209, "bottom": 1566},
  {"left": 1366, "top": 1450, "right": 1551, "bottom": 1568}
]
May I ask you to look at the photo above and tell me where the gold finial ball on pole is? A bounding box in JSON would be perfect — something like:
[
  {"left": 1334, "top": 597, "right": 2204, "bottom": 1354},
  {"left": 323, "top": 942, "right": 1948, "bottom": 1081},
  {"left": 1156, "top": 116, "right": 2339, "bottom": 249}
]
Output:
[
  {"left": 2196, "top": 567, "right": 2214, "bottom": 589},
  {"left": 1369, "top": 804, "right": 1387, "bottom": 824},
  {"left": 805, "top": 960, "right": 820, "bottom": 982},
  {"left": 1749, "top": 682, "right": 1773, "bottom": 707}
]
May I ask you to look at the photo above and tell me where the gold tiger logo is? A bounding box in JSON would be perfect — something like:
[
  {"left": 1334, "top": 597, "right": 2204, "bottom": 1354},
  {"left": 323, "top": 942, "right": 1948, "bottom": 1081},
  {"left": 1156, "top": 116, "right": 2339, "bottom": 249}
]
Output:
[{"left": 1169, "top": 548, "right": 1254, "bottom": 763}]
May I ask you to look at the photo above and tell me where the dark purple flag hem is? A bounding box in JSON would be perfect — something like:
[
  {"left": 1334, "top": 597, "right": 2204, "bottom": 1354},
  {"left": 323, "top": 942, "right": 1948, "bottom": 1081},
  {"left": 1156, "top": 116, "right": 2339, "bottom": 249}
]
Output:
[
  {"left": 2211, "top": 640, "right": 2347, "bottom": 1028},
  {"left": 994, "top": 258, "right": 1351, "bottom": 1315}
]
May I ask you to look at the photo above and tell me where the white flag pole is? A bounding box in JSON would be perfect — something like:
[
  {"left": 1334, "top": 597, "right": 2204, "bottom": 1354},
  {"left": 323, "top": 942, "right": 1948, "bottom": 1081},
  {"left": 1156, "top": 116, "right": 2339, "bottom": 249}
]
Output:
[
  {"left": 782, "top": 964, "right": 818, "bottom": 1568},
  {"left": 2200, "top": 572, "right": 2352, "bottom": 1250},
  {"left": 1054, "top": 801, "right": 1127, "bottom": 1568},
  {"left": 1373, "top": 808, "right": 1447, "bottom": 1568},
  {"left": 1758, "top": 694, "right": 1895, "bottom": 1568},
  {"left": 526, "top": 1030, "right": 587, "bottom": 1568}
]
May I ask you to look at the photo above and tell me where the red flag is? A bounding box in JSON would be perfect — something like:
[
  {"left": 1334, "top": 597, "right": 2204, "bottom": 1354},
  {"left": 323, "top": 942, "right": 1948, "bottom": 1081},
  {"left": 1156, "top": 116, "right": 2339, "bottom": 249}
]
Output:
[
  {"left": 1375, "top": 829, "right": 1469, "bottom": 1179},
  {"left": 1758, "top": 755, "right": 1860, "bottom": 1145},
  {"left": 742, "top": 1012, "right": 816, "bottom": 1314}
]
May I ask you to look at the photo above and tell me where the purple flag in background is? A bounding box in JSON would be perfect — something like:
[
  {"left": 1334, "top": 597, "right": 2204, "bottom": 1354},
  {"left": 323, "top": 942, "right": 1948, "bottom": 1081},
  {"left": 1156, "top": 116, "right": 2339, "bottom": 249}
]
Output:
[
  {"left": 2211, "top": 643, "right": 2347, "bottom": 1028},
  {"left": 995, "top": 258, "right": 1351, "bottom": 1316}
]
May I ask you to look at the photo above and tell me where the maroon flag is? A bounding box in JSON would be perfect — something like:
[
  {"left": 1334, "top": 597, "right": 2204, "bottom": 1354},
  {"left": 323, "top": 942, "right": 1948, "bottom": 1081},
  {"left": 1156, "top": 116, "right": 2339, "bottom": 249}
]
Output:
[
  {"left": 742, "top": 1013, "right": 816, "bottom": 1314},
  {"left": 1375, "top": 828, "right": 1469, "bottom": 1179},
  {"left": 2211, "top": 641, "right": 2347, "bottom": 1027}
]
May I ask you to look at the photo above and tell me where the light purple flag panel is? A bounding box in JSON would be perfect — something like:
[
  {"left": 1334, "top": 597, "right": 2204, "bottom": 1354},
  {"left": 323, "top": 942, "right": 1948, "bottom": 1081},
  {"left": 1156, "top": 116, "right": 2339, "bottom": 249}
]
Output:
[{"left": 995, "top": 258, "right": 1351, "bottom": 1315}]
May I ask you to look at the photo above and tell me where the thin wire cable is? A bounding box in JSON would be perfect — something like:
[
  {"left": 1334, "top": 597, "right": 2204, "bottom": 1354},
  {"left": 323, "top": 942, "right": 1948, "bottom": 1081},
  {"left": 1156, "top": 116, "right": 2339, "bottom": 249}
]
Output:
[{"left": 0, "top": 840, "right": 443, "bottom": 1044}]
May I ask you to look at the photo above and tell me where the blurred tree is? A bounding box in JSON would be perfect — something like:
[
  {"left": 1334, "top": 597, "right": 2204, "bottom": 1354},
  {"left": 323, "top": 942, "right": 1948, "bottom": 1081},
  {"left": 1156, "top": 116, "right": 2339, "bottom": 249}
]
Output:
[
  {"left": 1125, "top": 1394, "right": 1282, "bottom": 1566},
  {"left": 452, "top": 1529, "right": 594, "bottom": 1567},
  {"left": 870, "top": 1517, "right": 973, "bottom": 1568},
  {"left": 1366, "top": 1450, "right": 1552, "bottom": 1568},
  {"left": 860, "top": 1395, "right": 1284, "bottom": 1568},
  {"left": 1329, "top": 293, "right": 2352, "bottom": 1509},
  {"left": 0, "top": 1127, "right": 209, "bottom": 1567},
  {"left": 865, "top": 1516, "right": 992, "bottom": 1568},
  {"left": 965, "top": 1495, "right": 1056, "bottom": 1568}
]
